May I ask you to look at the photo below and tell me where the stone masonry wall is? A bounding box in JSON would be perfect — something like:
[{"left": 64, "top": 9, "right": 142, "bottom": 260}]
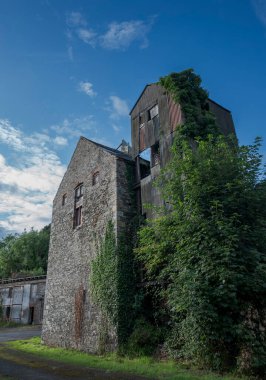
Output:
[{"left": 42, "top": 138, "right": 133, "bottom": 353}]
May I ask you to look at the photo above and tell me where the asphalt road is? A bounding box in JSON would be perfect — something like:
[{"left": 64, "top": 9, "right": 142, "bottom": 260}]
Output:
[
  {"left": 0, "top": 326, "right": 42, "bottom": 342},
  {"left": 0, "top": 326, "right": 149, "bottom": 380}
]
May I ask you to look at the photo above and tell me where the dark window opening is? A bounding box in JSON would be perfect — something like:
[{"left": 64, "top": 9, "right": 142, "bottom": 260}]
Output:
[
  {"left": 74, "top": 184, "right": 83, "bottom": 229},
  {"left": 75, "top": 184, "right": 83, "bottom": 200},
  {"left": 62, "top": 193, "right": 67, "bottom": 206},
  {"left": 139, "top": 148, "right": 151, "bottom": 179},
  {"left": 92, "top": 171, "right": 99, "bottom": 186},
  {"left": 74, "top": 206, "right": 82, "bottom": 228},
  {"left": 151, "top": 143, "right": 160, "bottom": 167},
  {"left": 29, "top": 307, "right": 34, "bottom": 324},
  {"left": 6, "top": 306, "right": 11, "bottom": 320}
]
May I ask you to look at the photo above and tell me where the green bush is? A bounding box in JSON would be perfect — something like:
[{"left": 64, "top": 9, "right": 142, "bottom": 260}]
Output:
[{"left": 126, "top": 318, "right": 164, "bottom": 356}]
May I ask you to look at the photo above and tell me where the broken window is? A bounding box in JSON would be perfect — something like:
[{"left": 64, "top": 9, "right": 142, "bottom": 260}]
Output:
[
  {"left": 92, "top": 171, "right": 99, "bottom": 186},
  {"left": 139, "top": 148, "right": 151, "bottom": 179},
  {"left": 151, "top": 143, "right": 160, "bottom": 167},
  {"left": 139, "top": 112, "right": 145, "bottom": 129},
  {"left": 62, "top": 193, "right": 67, "bottom": 206},
  {"left": 148, "top": 104, "right": 159, "bottom": 121}
]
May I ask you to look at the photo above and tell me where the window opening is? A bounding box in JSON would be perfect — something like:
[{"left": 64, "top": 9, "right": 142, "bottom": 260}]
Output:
[
  {"left": 151, "top": 143, "right": 160, "bottom": 167},
  {"left": 75, "top": 184, "right": 83, "bottom": 200},
  {"left": 139, "top": 148, "right": 151, "bottom": 179},
  {"left": 139, "top": 112, "right": 145, "bottom": 128},
  {"left": 6, "top": 306, "right": 11, "bottom": 320},
  {"left": 74, "top": 206, "right": 82, "bottom": 227},
  {"left": 92, "top": 171, "right": 99, "bottom": 186},
  {"left": 74, "top": 184, "right": 83, "bottom": 228},
  {"left": 8, "top": 287, "right": 13, "bottom": 298},
  {"left": 148, "top": 104, "right": 159, "bottom": 121},
  {"left": 62, "top": 193, "right": 67, "bottom": 206}
]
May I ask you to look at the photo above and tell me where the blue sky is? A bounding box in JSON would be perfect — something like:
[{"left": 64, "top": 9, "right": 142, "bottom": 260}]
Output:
[{"left": 0, "top": 0, "right": 266, "bottom": 235}]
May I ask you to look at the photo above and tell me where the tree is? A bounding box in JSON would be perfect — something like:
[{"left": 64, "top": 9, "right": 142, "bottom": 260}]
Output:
[
  {"left": 0, "top": 225, "right": 50, "bottom": 278},
  {"left": 136, "top": 135, "right": 266, "bottom": 376}
]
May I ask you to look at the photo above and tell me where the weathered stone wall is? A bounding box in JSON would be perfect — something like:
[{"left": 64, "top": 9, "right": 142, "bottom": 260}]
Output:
[{"left": 42, "top": 138, "right": 134, "bottom": 353}]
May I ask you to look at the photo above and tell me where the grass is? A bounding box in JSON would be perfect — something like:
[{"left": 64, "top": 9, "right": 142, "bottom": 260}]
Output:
[
  {"left": 7, "top": 337, "right": 243, "bottom": 380},
  {"left": 0, "top": 321, "right": 21, "bottom": 328}
]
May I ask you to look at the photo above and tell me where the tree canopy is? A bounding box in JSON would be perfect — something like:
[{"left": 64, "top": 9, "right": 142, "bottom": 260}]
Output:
[{"left": 0, "top": 225, "right": 50, "bottom": 278}]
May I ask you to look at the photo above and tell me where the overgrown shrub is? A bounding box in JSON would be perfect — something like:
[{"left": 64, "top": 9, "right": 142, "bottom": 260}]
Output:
[{"left": 126, "top": 318, "right": 164, "bottom": 357}]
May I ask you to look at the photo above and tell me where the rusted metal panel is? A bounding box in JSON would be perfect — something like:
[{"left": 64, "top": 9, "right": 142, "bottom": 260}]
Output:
[
  {"left": 131, "top": 116, "right": 140, "bottom": 158},
  {"left": 160, "top": 133, "right": 174, "bottom": 168},
  {"left": 168, "top": 95, "right": 183, "bottom": 131},
  {"left": 208, "top": 99, "right": 236, "bottom": 136}
]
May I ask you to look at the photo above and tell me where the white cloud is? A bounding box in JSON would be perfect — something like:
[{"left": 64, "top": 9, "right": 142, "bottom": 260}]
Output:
[
  {"left": 0, "top": 119, "right": 66, "bottom": 233},
  {"left": 77, "top": 28, "right": 97, "bottom": 46},
  {"left": 252, "top": 0, "right": 266, "bottom": 26},
  {"left": 108, "top": 96, "right": 129, "bottom": 119},
  {"left": 100, "top": 20, "right": 150, "bottom": 50},
  {"left": 78, "top": 81, "right": 97, "bottom": 97},
  {"left": 66, "top": 12, "right": 155, "bottom": 51},
  {"left": 50, "top": 116, "right": 97, "bottom": 138},
  {"left": 54, "top": 136, "right": 68, "bottom": 146}
]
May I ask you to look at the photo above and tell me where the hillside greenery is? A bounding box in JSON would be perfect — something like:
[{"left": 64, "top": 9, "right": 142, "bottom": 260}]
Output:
[{"left": 0, "top": 225, "right": 50, "bottom": 278}]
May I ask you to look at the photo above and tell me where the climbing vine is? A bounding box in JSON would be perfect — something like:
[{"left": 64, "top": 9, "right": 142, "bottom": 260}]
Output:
[
  {"left": 159, "top": 69, "right": 218, "bottom": 139},
  {"left": 90, "top": 162, "right": 140, "bottom": 350},
  {"left": 90, "top": 221, "right": 118, "bottom": 326}
]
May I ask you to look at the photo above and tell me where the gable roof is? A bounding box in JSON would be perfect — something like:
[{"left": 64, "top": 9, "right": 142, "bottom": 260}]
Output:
[
  {"left": 80, "top": 137, "right": 133, "bottom": 161},
  {"left": 129, "top": 83, "right": 233, "bottom": 116}
]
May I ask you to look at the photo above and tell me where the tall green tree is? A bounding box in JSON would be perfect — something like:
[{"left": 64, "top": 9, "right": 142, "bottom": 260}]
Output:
[
  {"left": 137, "top": 135, "right": 266, "bottom": 375},
  {"left": 0, "top": 224, "right": 50, "bottom": 278}
]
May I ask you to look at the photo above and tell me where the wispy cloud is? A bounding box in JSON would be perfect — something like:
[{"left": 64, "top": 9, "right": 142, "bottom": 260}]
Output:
[
  {"left": 66, "top": 11, "right": 155, "bottom": 52},
  {"left": 54, "top": 136, "right": 68, "bottom": 146},
  {"left": 108, "top": 96, "right": 129, "bottom": 119},
  {"left": 66, "top": 11, "right": 87, "bottom": 27},
  {"left": 77, "top": 28, "right": 97, "bottom": 46},
  {"left": 252, "top": 0, "right": 266, "bottom": 26},
  {"left": 50, "top": 115, "right": 97, "bottom": 138},
  {"left": 78, "top": 81, "right": 97, "bottom": 97},
  {"left": 0, "top": 119, "right": 66, "bottom": 233},
  {"left": 100, "top": 20, "right": 151, "bottom": 50}
]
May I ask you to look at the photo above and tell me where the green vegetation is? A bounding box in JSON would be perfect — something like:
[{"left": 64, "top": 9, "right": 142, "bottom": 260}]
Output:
[
  {"left": 90, "top": 70, "right": 266, "bottom": 378},
  {"left": 159, "top": 69, "right": 218, "bottom": 139},
  {"left": 135, "top": 70, "right": 266, "bottom": 377},
  {"left": 90, "top": 164, "right": 139, "bottom": 351},
  {"left": 0, "top": 224, "right": 50, "bottom": 278},
  {"left": 8, "top": 337, "right": 243, "bottom": 380},
  {"left": 0, "top": 321, "right": 21, "bottom": 328}
]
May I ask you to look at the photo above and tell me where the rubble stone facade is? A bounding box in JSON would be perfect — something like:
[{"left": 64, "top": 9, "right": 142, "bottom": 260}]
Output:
[{"left": 42, "top": 137, "right": 133, "bottom": 352}]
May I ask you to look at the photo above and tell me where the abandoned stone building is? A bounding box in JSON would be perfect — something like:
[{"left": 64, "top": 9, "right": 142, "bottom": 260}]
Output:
[
  {"left": 42, "top": 81, "right": 235, "bottom": 352},
  {"left": 0, "top": 275, "right": 46, "bottom": 324}
]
